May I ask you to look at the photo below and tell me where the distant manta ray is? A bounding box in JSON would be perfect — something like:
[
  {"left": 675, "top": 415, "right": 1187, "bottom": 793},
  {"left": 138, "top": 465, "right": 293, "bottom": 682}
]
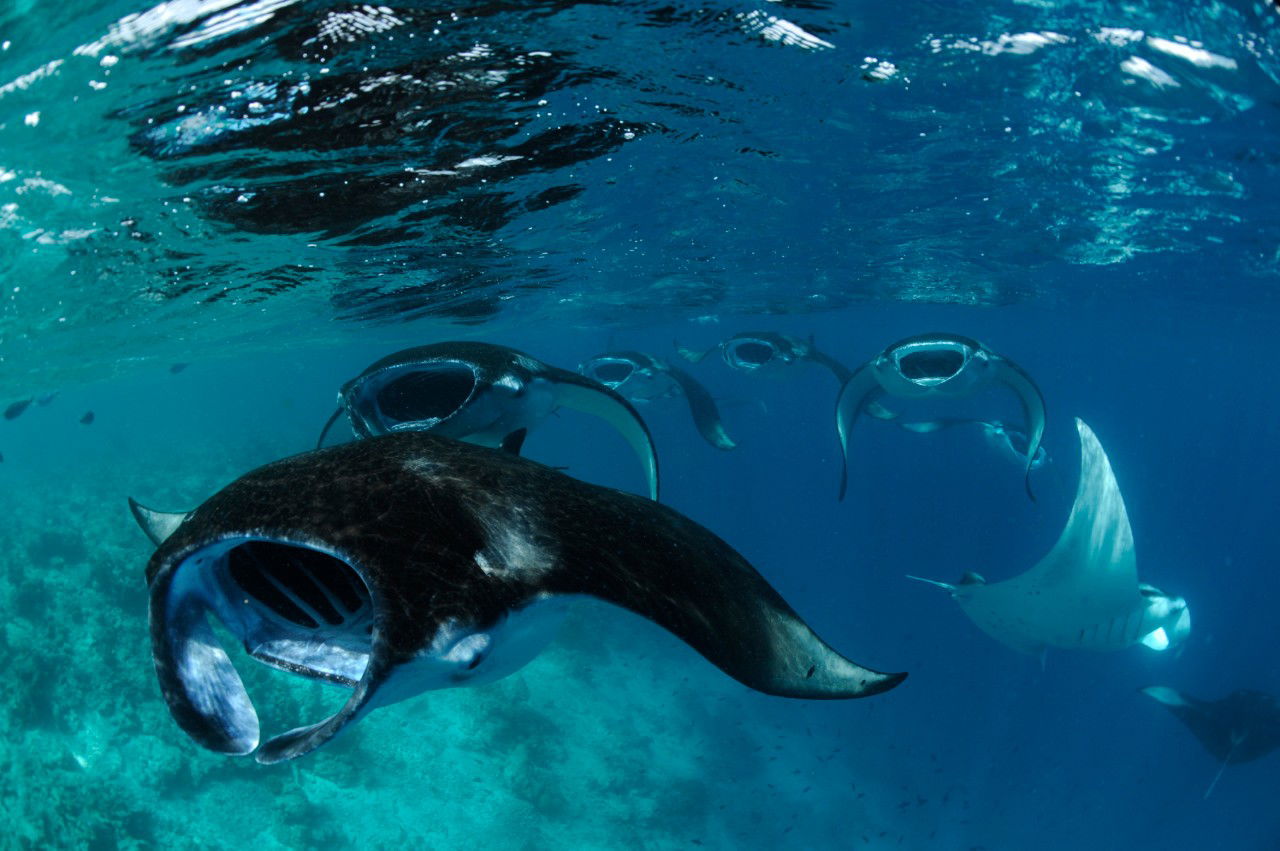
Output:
[
  {"left": 836, "top": 333, "right": 1045, "bottom": 501},
  {"left": 908, "top": 418, "right": 1190, "bottom": 655},
  {"left": 579, "top": 350, "right": 736, "bottom": 450},
  {"left": 1141, "top": 686, "right": 1280, "bottom": 798},
  {"left": 675, "top": 330, "right": 899, "bottom": 426},
  {"left": 128, "top": 433, "right": 906, "bottom": 763},
  {"left": 676, "top": 330, "right": 856, "bottom": 383},
  {"left": 318, "top": 341, "right": 660, "bottom": 501}
]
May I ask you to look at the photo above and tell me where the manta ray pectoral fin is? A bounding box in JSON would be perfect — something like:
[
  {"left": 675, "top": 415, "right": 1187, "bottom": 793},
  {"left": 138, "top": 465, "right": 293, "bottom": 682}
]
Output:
[
  {"left": 834, "top": 364, "right": 883, "bottom": 501},
  {"left": 255, "top": 651, "right": 390, "bottom": 764},
  {"left": 665, "top": 366, "right": 736, "bottom": 450},
  {"left": 550, "top": 372, "right": 661, "bottom": 501},
  {"left": 805, "top": 347, "right": 854, "bottom": 385},
  {"left": 674, "top": 343, "right": 713, "bottom": 364},
  {"left": 989, "top": 357, "right": 1046, "bottom": 502},
  {"left": 555, "top": 503, "right": 906, "bottom": 699},
  {"left": 315, "top": 406, "right": 345, "bottom": 449},
  {"left": 501, "top": 428, "right": 528, "bottom": 454},
  {"left": 128, "top": 498, "right": 192, "bottom": 546}
]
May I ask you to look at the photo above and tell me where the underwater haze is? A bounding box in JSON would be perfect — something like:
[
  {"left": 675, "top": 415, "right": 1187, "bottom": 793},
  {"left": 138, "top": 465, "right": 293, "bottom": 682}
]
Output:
[{"left": 1, "top": 0, "right": 1279, "bottom": 848}]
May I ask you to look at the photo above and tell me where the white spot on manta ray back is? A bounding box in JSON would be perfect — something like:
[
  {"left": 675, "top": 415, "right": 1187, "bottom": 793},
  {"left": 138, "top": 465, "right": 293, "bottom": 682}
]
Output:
[{"left": 474, "top": 505, "right": 557, "bottom": 579}]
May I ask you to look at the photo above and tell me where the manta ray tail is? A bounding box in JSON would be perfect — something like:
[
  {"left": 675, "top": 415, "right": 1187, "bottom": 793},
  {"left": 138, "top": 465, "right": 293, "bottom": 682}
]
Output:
[
  {"left": 316, "top": 406, "right": 344, "bottom": 449},
  {"left": 905, "top": 574, "right": 957, "bottom": 593}
]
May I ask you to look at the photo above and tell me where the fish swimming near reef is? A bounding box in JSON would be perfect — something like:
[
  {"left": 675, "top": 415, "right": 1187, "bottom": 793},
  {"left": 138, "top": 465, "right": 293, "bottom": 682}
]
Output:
[
  {"left": 907, "top": 419, "right": 1190, "bottom": 655},
  {"left": 129, "top": 433, "right": 906, "bottom": 763},
  {"left": 319, "top": 341, "right": 661, "bottom": 500},
  {"left": 1140, "top": 686, "right": 1280, "bottom": 798},
  {"left": 4, "top": 399, "right": 32, "bottom": 420}
]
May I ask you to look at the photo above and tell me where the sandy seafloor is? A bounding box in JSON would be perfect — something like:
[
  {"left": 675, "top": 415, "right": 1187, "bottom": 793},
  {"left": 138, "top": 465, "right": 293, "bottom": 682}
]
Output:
[{"left": 3, "top": 302, "right": 1279, "bottom": 850}]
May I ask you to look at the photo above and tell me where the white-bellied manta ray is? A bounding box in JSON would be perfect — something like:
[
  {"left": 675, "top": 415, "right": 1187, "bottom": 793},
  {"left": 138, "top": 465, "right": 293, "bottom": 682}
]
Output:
[
  {"left": 836, "top": 333, "right": 1045, "bottom": 501},
  {"left": 129, "top": 433, "right": 906, "bottom": 763},
  {"left": 907, "top": 418, "right": 1190, "bottom": 655},
  {"left": 318, "top": 341, "right": 660, "bottom": 500},
  {"left": 579, "top": 350, "right": 736, "bottom": 450},
  {"left": 1140, "top": 686, "right": 1280, "bottom": 798}
]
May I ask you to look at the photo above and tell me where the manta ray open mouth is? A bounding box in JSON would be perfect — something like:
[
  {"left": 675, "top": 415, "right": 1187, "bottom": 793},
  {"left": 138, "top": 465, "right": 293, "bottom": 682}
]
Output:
[
  {"left": 586, "top": 360, "right": 635, "bottom": 387},
  {"left": 897, "top": 347, "right": 967, "bottom": 382},
  {"left": 357, "top": 362, "right": 478, "bottom": 428},
  {"left": 728, "top": 340, "right": 777, "bottom": 368},
  {"left": 158, "top": 537, "right": 375, "bottom": 754}
]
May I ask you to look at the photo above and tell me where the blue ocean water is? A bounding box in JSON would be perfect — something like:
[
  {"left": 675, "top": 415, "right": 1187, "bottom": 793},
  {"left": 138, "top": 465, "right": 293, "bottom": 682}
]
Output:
[{"left": 1, "top": 0, "right": 1278, "bottom": 848}]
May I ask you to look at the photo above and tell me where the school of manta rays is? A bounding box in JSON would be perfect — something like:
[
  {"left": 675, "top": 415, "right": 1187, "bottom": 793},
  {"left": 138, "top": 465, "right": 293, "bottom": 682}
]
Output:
[{"left": 110, "top": 331, "right": 1277, "bottom": 792}]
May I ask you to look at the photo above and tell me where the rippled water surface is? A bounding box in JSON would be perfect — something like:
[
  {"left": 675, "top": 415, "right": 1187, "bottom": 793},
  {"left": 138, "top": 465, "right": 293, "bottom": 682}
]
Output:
[{"left": 1, "top": 0, "right": 1277, "bottom": 384}]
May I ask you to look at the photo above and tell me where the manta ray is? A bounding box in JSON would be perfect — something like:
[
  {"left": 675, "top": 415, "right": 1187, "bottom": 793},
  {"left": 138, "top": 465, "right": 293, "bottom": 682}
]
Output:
[
  {"left": 908, "top": 418, "right": 1190, "bottom": 655},
  {"left": 1141, "top": 686, "right": 1280, "bottom": 798},
  {"left": 579, "top": 350, "right": 736, "bottom": 450},
  {"left": 836, "top": 333, "right": 1045, "bottom": 501},
  {"left": 676, "top": 331, "right": 855, "bottom": 383},
  {"left": 318, "top": 341, "right": 660, "bottom": 500},
  {"left": 130, "top": 433, "right": 906, "bottom": 763}
]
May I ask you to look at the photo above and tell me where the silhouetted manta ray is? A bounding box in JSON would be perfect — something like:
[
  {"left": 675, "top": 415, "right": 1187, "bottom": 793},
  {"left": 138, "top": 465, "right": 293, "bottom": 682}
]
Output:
[
  {"left": 318, "top": 341, "right": 660, "bottom": 500},
  {"left": 579, "top": 350, "right": 736, "bottom": 450},
  {"left": 677, "top": 331, "right": 855, "bottom": 383},
  {"left": 908, "top": 419, "right": 1190, "bottom": 655},
  {"left": 1141, "top": 687, "right": 1280, "bottom": 798},
  {"left": 836, "top": 333, "right": 1045, "bottom": 501},
  {"left": 675, "top": 331, "right": 899, "bottom": 432},
  {"left": 129, "top": 433, "right": 906, "bottom": 763}
]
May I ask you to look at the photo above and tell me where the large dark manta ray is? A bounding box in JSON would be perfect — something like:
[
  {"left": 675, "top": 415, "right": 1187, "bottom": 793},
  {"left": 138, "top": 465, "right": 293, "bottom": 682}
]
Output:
[{"left": 131, "top": 433, "right": 906, "bottom": 763}]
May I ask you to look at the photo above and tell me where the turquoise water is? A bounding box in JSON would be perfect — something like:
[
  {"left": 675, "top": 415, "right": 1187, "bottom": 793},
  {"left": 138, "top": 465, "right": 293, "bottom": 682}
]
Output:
[{"left": 2, "top": 1, "right": 1279, "bottom": 848}]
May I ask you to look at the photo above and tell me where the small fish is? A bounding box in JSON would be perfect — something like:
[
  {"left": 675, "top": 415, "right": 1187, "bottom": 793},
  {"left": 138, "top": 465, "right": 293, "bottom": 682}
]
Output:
[
  {"left": 4, "top": 399, "right": 32, "bottom": 420},
  {"left": 80, "top": 411, "right": 95, "bottom": 425},
  {"left": 169, "top": 363, "right": 188, "bottom": 374},
  {"left": 36, "top": 392, "right": 58, "bottom": 406},
  {"left": 0, "top": 451, "right": 5, "bottom": 463}
]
